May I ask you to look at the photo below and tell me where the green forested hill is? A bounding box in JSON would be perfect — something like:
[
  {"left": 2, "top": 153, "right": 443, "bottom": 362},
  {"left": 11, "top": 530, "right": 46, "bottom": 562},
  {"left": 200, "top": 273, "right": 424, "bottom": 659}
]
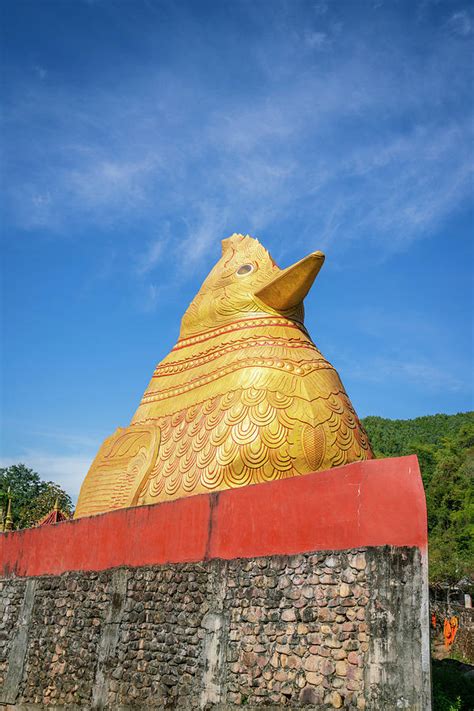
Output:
[
  {"left": 362, "top": 412, "right": 474, "bottom": 458},
  {"left": 362, "top": 412, "right": 474, "bottom": 585}
]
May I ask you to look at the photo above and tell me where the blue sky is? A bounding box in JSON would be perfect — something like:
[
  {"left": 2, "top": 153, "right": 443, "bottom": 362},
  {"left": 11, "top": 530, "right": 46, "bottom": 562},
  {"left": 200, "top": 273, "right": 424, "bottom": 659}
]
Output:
[{"left": 1, "top": 0, "right": 473, "bottom": 500}]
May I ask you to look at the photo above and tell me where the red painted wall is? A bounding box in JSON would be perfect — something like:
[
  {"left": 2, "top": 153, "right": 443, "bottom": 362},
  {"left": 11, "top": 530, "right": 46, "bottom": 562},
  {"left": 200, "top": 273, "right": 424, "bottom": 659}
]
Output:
[{"left": 0, "top": 456, "right": 427, "bottom": 578}]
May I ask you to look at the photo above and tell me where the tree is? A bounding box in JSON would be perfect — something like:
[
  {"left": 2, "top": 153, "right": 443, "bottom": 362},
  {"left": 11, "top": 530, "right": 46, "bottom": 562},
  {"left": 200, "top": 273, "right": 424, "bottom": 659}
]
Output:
[
  {"left": 363, "top": 414, "right": 474, "bottom": 584},
  {"left": 0, "top": 464, "right": 73, "bottom": 530},
  {"left": 425, "top": 425, "right": 474, "bottom": 584},
  {"left": 21, "top": 482, "right": 73, "bottom": 528}
]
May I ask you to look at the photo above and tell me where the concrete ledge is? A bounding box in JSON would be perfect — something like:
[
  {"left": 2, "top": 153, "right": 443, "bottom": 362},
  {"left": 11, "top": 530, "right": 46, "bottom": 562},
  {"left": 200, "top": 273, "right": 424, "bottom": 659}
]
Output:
[{"left": 0, "top": 456, "right": 427, "bottom": 577}]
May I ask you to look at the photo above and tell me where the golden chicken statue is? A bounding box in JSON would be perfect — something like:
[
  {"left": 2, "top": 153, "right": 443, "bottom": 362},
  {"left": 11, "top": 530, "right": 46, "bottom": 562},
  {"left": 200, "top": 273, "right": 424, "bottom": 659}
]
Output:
[{"left": 75, "top": 234, "right": 372, "bottom": 518}]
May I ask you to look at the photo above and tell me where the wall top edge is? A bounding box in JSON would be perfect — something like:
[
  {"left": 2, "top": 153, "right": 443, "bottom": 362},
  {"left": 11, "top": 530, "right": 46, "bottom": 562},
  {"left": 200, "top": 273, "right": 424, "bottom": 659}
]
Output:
[{"left": 0, "top": 456, "right": 427, "bottom": 578}]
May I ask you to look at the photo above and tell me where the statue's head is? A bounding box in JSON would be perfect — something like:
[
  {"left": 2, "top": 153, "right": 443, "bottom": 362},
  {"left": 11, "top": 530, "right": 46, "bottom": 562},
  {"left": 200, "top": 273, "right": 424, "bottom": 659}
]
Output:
[{"left": 180, "top": 233, "right": 325, "bottom": 338}]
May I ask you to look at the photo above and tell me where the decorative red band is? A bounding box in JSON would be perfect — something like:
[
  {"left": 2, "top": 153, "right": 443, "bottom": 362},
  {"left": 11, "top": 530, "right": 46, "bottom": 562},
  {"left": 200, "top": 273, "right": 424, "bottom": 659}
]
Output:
[
  {"left": 0, "top": 456, "right": 427, "bottom": 578},
  {"left": 173, "top": 317, "right": 309, "bottom": 351}
]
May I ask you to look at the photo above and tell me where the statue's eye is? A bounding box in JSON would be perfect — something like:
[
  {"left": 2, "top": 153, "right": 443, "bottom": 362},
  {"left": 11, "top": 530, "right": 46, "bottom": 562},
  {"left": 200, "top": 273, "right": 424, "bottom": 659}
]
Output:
[{"left": 236, "top": 264, "right": 254, "bottom": 276}]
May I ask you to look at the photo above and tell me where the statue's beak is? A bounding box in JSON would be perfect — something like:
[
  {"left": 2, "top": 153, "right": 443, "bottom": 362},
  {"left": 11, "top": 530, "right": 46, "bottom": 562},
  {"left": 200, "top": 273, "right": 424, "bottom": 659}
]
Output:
[{"left": 255, "top": 251, "right": 325, "bottom": 311}]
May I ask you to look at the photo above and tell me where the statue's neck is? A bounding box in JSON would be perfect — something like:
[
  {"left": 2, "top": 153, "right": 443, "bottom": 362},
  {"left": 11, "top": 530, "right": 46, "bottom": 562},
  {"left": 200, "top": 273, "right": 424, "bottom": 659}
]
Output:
[{"left": 175, "top": 315, "right": 312, "bottom": 353}]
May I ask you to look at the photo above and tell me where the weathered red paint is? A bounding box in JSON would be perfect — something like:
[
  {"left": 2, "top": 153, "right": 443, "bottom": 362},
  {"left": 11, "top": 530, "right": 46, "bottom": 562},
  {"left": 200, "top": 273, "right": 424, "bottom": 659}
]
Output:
[
  {"left": 0, "top": 456, "right": 427, "bottom": 578},
  {"left": 209, "top": 455, "right": 427, "bottom": 559},
  {"left": 0, "top": 494, "right": 211, "bottom": 578}
]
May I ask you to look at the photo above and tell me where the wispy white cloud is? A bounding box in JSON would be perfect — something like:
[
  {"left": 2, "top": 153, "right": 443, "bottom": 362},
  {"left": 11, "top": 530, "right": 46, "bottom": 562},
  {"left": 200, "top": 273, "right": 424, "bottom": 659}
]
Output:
[
  {"left": 68, "top": 157, "right": 154, "bottom": 210},
  {"left": 331, "top": 303, "right": 471, "bottom": 397},
  {"left": 135, "top": 282, "right": 165, "bottom": 313},
  {"left": 0, "top": 424, "right": 101, "bottom": 500},
  {"left": 33, "top": 64, "right": 47, "bottom": 80},
  {"left": 24, "top": 427, "right": 100, "bottom": 450},
  {"left": 313, "top": 1, "right": 328, "bottom": 17},
  {"left": 135, "top": 237, "right": 166, "bottom": 275},
  {"left": 0, "top": 451, "right": 93, "bottom": 502},
  {"left": 447, "top": 10, "right": 473, "bottom": 36},
  {"left": 180, "top": 204, "right": 230, "bottom": 268},
  {"left": 303, "top": 30, "right": 330, "bottom": 50},
  {"left": 344, "top": 355, "right": 466, "bottom": 393},
  {"left": 3, "top": 0, "right": 472, "bottom": 274},
  {"left": 337, "top": 122, "right": 473, "bottom": 250}
]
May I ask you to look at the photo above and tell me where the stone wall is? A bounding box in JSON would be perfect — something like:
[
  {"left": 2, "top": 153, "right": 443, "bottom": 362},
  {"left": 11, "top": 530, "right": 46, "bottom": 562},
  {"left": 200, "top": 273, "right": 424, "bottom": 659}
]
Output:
[
  {"left": 1, "top": 546, "right": 428, "bottom": 710},
  {"left": 0, "top": 457, "right": 431, "bottom": 709}
]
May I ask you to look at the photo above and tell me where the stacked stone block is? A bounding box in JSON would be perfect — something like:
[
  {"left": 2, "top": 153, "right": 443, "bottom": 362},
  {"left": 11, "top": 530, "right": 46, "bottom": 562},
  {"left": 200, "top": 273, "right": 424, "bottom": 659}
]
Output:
[
  {"left": 225, "top": 552, "right": 368, "bottom": 709},
  {"left": 0, "top": 547, "right": 425, "bottom": 709}
]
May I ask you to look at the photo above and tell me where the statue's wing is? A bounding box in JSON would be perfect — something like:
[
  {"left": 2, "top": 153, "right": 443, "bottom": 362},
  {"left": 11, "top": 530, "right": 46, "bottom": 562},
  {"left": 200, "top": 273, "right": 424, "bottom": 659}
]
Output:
[
  {"left": 300, "top": 367, "right": 373, "bottom": 470},
  {"left": 74, "top": 423, "right": 160, "bottom": 518}
]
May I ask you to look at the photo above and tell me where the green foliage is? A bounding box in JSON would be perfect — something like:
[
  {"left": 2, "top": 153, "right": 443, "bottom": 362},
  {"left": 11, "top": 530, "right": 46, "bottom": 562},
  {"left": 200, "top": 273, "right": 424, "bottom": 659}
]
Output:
[
  {"left": 21, "top": 482, "right": 73, "bottom": 528},
  {"left": 432, "top": 659, "right": 474, "bottom": 711},
  {"left": 0, "top": 464, "right": 73, "bottom": 530},
  {"left": 363, "top": 412, "right": 474, "bottom": 459},
  {"left": 363, "top": 413, "right": 474, "bottom": 584}
]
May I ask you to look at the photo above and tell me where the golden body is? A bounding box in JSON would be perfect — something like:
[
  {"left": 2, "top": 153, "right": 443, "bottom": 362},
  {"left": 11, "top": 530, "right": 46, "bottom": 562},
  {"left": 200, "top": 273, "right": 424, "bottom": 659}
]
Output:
[{"left": 75, "top": 235, "right": 372, "bottom": 518}]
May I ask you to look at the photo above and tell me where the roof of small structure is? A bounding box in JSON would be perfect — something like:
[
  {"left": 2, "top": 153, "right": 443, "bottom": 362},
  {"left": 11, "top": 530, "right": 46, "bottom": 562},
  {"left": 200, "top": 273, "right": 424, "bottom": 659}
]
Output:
[{"left": 36, "top": 499, "right": 70, "bottom": 526}]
